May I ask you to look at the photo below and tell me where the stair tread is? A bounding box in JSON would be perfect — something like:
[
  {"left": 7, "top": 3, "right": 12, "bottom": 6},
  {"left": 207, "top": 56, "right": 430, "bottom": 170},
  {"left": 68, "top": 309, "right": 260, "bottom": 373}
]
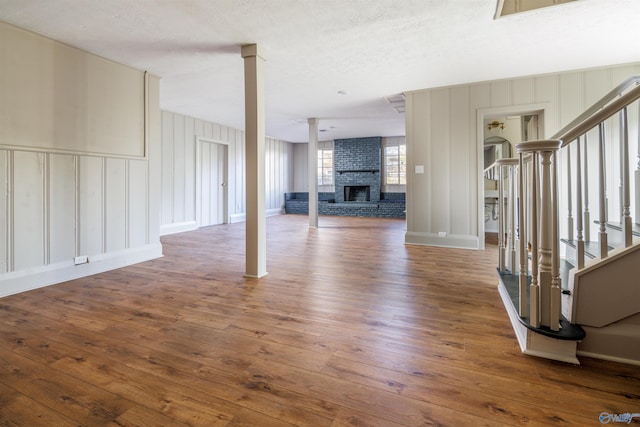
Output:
[
  {"left": 560, "top": 238, "right": 615, "bottom": 259},
  {"left": 600, "top": 220, "right": 640, "bottom": 237}
]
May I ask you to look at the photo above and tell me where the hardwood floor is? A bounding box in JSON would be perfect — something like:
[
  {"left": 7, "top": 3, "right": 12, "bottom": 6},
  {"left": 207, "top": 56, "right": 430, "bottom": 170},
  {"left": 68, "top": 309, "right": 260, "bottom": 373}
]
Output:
[{"left": 0, "top": 214, "right": 638, "bottom": 426}]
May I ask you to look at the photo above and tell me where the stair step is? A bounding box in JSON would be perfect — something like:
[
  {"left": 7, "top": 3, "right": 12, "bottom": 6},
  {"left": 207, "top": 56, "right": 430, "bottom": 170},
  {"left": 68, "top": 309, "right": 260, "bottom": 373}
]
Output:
[
  {"left": 497, "top": 269, "right": 585, "bottom": 341},
  {"left": 560, "top": 239, "right": 614, "bottom": 260},
  {"left": 601, "top": 220, "right": 640, "bottom": 237}
]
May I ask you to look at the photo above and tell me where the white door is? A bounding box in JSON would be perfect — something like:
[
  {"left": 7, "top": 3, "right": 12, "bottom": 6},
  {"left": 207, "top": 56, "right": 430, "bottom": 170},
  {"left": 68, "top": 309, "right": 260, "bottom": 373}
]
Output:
[{"left": 198, "top": 140, "right": 228, "bottom": 227}]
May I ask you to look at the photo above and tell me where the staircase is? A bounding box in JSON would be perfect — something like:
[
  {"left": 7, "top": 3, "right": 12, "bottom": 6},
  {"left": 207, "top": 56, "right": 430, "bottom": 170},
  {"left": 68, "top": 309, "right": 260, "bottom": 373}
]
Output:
[{"left": 489, "top": 76, "right": 640, "bottom": 365}]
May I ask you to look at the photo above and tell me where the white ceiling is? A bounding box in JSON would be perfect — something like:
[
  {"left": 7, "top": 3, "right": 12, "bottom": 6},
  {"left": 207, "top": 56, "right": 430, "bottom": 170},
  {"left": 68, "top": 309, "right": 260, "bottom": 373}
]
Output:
[{"left": 1, "top": 0, "right": 639, "bottom": 142}]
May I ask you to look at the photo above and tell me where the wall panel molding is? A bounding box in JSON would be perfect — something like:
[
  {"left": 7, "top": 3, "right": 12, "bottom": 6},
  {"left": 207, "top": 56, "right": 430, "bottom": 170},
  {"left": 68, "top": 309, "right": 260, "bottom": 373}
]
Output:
[{"left": 0, "top": 146, "right": 159, "bottom": 297}]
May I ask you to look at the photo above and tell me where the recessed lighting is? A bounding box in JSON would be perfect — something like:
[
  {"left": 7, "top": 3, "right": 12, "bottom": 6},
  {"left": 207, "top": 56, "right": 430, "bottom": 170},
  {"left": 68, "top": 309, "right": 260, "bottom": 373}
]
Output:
[{"left": 337, "top": 90, "right": 349, "bottom": 95}]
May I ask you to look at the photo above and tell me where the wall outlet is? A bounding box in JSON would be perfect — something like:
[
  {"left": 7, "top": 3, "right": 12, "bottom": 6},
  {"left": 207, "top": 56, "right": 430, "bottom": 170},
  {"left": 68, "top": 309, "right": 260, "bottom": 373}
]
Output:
[
  {"left": 74, "top": 255, "right": 89, "bottom": 265},
  {"left": 438, "top": 231, "right": 447, "bottom": 237}
]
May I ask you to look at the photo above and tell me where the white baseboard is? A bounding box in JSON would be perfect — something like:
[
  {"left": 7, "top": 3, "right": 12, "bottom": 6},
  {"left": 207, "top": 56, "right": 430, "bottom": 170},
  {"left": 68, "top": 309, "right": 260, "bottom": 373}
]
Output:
[
  {"left": 404, "top": 231, "right": 480, "bottom": 250},
  {"left": 0, "top": 243, "right": 163, "bottom": 298},
  {"left": 229, "top": 213, "right": 246, "bottom": 223},
  {"left": 160, "top": 221, "right": 198, "bottom": 236},
  {"left": 230, "top": 208, "right": 283, "bottom": 224}
]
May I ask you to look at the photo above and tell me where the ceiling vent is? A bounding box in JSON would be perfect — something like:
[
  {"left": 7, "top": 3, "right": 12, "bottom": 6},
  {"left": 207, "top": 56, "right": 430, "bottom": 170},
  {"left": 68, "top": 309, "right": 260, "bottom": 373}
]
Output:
[{"left": 385, "top": 94, "right": 405, "bottom": 114}]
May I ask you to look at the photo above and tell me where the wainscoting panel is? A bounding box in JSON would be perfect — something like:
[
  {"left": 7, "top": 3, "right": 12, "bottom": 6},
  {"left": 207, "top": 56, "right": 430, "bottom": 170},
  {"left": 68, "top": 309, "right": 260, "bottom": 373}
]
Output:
[
  {"left": 0, "top": 147, "right": 161, "bottom": 297},
  {"left": 490, "top": 80, "right": 512, "bottom": 107},
  {"left": 78, "top": 156, "right": 104, "bottom": 258},
  {"left": 49, "top": 153, "right": 77, "bottom": 264},
  {"left": 161, "top": 111, "right": 176, "bottom": 227},
  {"left": 0, "top": 150, "right": 9, "bottom": 274},
  {"left": 183, "top": 115, "right": 196, "bottom": 223},
  {"left": 559, "top": 72, "right": 584, "bottom": 126},
  {"left": 173, "top": 115, "right": 187, "bottom": 225},
  {"left": 512, "top": 78, "right": 535, "bottom": 106},
  {"left": 13, "top": 151, "right": 45, "bottom": 271},
  {"left": 128, "top": 160, "right": 149, "bottom": 248},
  {"left": 234, "top": 129, "right": 245, "bottom": 214},
  {"left": 428, "top": 88, "right": 451, "bottom": 234},
  {"left": 449, "top": 86, "right": 473, "bottom": 237},
  {"left": 105, "top": 158, "right": 127, "bottom": 253}
]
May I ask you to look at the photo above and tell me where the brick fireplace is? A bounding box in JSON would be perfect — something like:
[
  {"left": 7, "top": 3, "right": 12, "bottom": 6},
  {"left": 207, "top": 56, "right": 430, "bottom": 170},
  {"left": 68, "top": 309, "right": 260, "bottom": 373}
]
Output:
[
  {"left": 284, "top": 136, "right": 405, "bottom": 218},
  {"left": 334, "top": 137, "right": 381, "bottom": 203}
]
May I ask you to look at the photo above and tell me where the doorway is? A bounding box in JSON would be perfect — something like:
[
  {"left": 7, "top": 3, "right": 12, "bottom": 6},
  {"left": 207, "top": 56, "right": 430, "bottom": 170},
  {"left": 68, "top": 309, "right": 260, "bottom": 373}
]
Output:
[
  {"left": 196, "top": 137, "right": 229, "bottom": 227},
  {"left": 478, "top": 106, "right": 545, "bottom": 249}
]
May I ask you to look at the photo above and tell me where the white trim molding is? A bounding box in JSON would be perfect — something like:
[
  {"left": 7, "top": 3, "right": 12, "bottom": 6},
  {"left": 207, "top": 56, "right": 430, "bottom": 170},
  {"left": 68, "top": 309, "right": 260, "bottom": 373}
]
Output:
[{"left": 0, "top": 243, "right": 163, "bottom": 298}]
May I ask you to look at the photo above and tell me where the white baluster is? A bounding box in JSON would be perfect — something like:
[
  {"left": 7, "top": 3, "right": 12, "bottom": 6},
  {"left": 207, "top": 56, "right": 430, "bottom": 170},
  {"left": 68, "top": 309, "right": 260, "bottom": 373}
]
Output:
[
  {"left": 598, "top": 123, "right": 609, "bottom": 259},
  {"left": 576, "top": 136, "right": 585, "bottom": 269},
  {"left": 621, "top": 107, "right": 632, "bottom": 247},
  {"left": 498, "top": 163, "right": 505, "bottom": 272},
  {"left": 550, "top": 151, "right": 561, "bottom": 331},
  {"left": 518, "top": 153, "right": 527, "bottom": 317},
  {"left": 583, "top": 133, "right": 591, "bottom": 243},
  {"left": 603, "top": 121, "right": 609, "bottom": 225},
  {"left": 566, "top": 145, "right": 574, "bottom": 241},
  {"left": 636, "top": 102, "right": 640, "bottom": 224},
  {"left": 530, "top": 151, "right": 540, "bottom": 327},
  {"left": 508, "top": 162, "right": 518, "bottom": 273}
]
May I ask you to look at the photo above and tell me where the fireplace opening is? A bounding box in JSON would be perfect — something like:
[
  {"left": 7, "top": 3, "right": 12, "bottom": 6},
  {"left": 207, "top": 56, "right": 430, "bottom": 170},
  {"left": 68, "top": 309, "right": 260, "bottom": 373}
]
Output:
[{"left": 344, "top": 185, "right": 370, "bottom": 202}]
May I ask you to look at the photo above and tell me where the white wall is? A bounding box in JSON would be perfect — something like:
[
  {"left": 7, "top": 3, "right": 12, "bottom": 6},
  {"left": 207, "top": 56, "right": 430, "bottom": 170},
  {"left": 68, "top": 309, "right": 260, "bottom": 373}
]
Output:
[
  {"left": 405, "top": 62, "right": 640, "bottom": 250},
  {"left": 159, "top": 111, "right": 294, "bottom": 235},
  {"left": 293, "top": 143, "right": 310, "bottom": 192},
  {"left": 0, "top": 21, "right": 146, "bottom": 158},
  {"left": 0, "top": 24, "right": 162, "bottom": 297}
]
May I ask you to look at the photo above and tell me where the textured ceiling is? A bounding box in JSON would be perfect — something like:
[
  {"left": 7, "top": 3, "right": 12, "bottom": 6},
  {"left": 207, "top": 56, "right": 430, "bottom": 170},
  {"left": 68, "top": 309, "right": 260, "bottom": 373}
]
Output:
[{"left": 1, "top": 0, "right": 639, "bottom": 142}]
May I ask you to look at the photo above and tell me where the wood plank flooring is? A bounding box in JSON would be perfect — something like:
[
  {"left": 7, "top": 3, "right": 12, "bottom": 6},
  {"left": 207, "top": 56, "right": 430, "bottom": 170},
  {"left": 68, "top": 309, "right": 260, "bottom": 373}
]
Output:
[{"left": 0, "top": 214, "right": 638, "bottom": 426}]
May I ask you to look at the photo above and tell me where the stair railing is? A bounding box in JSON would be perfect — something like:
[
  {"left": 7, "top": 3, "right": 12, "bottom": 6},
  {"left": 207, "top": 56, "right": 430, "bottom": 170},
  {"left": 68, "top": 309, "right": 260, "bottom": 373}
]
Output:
[
  {"left": 516, "top": 77, "right": 640, "bottom": 331},
  {"left": 559, "top": 82, "right": 640, "bottom": 268},
  {"left": 516, "top": 140, "right": 563, "bottom": 330},
  {"left": 485, "top": 159, "right": 520, "bottom": 274}
]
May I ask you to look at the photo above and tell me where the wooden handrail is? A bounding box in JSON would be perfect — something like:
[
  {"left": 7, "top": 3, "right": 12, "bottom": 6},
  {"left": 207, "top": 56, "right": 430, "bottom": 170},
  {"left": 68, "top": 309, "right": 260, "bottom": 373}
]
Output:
[
  {"left": 516, "top": 139, "right": 563, "bottom": 153},
  {"left": 551, "top": 75, "right": 640, "bottom": 141},
  {"left": 557, "top": 83, "right": 640, "bottom": 146}
]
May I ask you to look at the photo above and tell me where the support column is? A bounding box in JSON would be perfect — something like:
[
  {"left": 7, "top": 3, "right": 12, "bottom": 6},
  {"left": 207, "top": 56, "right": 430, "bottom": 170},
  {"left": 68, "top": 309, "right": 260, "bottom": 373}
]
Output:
[
  {"left": 241, "top": 44, "right": 267, "bottom": 278},
  {"left": 308, "top": 118, "right": 319, "bottom": 228}
]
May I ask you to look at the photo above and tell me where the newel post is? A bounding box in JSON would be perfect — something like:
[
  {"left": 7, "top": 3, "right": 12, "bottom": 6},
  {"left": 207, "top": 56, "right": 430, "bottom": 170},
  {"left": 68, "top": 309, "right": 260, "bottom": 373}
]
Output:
[{"left": 515, "top": 140, "right": 563, "bottom": 329}]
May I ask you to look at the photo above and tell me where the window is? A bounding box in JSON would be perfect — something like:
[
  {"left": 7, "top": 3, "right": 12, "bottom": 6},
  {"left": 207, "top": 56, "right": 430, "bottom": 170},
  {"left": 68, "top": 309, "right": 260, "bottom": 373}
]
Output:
[
  {"left": 317, "top": 148, "right": 334, "bottom": 186},
  {"left": 384, "top": 143, "right": 406, "bottom": 185}
]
